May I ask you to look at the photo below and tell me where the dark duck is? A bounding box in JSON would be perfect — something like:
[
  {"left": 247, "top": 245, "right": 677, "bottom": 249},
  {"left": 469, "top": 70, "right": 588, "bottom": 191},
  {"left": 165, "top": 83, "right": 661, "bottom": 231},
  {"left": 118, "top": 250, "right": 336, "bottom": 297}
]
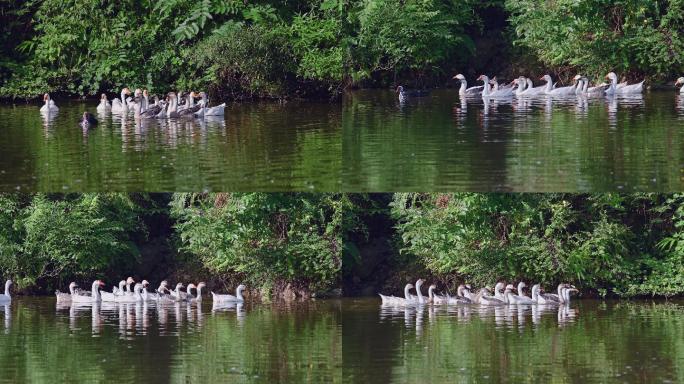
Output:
[
  {"left": 395, "top": 85, "right": 431, "bottom": 102},
  {"left": 79, "top": 112, "right": 98, "bottom": 127}
]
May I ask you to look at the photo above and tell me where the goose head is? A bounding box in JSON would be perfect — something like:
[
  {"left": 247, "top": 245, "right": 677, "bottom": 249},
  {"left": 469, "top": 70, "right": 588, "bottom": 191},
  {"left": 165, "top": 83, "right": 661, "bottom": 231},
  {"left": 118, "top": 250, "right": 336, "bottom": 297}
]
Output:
[
  {"left": 43, "top": 93, "right": 50, "bottom": 103},
  {"left": 175, "top": 283, "right": 184, "bottom": 291},
  {"left": 141, "top": 280, "right": 149, "bottom": 288},
  {"left": 122, "top": 87, "right": 131, "bottom": 95},
  {"left": 494, "top": 282, "right": 505, "bottom": 293},
  {"left": 605, "top": 72, "right": 618, "bottom": 82},
  {"left": 134, "top": 88, "right": 142, "bottom": 97},
  {"left": 236, "top": 284, "right": 246, "bottom": 292},
  {"left": 143, "top": 89, "right": 149, "bottom": 98},
  {"left": 540, "top": 74, "right": 552, "bottom": 83},
  {"left": 197, "top": 282, "right": 206, "bottom": 290},
  {"left": 69, "top": 282, "right": 77, "bottom": 290},
  {"left": 453, "top": 74, "right": 466, "bottom": 81},
  {"left": 100, "top": 93, "right": 108, "bottom": 102},
  {"left": 126, "top": 276, "right": 135, "bottom": 285},
  {"left": 675, "top": 77, "right": 684, "bottom": 87},
  {"left": 186, "top": 283, "right": 196, "bottom": 294},
  {"left": 477, "top": 75, "right": 489, "bottom": 83},
  {"left": 395, "top": 86, "right": 404, "bottom": 93}
]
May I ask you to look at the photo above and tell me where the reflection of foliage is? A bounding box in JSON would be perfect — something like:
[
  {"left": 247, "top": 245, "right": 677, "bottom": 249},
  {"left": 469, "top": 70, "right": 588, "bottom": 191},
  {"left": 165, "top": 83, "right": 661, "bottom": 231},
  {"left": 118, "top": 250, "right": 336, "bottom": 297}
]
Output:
[{"left": 391, "top": 193, "right": 684, "bottom": 297}]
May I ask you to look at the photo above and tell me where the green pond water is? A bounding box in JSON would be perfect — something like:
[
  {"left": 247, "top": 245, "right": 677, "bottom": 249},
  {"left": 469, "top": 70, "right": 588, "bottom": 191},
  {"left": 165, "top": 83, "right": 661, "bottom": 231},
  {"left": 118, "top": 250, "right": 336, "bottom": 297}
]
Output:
[
  {"left": 343, "top": 90, "right": 684, "bottom": 191},
  {"left": 0, "top": 297, "right": 682, "bottom": 383},
  {"left": 0, "top": 101, "right": 341, "bottom": 192}
]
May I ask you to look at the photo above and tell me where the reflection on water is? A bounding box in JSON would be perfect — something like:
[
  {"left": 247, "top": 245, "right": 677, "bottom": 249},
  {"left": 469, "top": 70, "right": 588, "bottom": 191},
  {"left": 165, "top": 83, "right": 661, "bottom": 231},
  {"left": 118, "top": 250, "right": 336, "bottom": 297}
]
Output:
[
  {"left": 342, "top": 298, "right": 684, "bottom": 383},
  {"left": 343, "top": 90, "right": 684, "bottom": 191},
  {"left": 0, "top": 100, "right": 341, "bottom": 192},
  {"left": 0, "top": 298, "right": 340, "bottom": 383}
]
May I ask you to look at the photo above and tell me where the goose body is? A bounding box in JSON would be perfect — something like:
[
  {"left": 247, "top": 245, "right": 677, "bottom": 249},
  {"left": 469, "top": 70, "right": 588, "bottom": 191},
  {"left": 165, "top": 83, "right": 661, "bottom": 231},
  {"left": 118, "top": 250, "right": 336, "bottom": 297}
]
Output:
[
  {"left": 111, "top": 88, "right": 131, "bottom": 113},
  {"left": 71, "top": 280, "right": 105, "bottom": 304},
  {"left": 474, "top": 287, "right": 505, "bottom": 305},
  {"left": 0, "top": 280, "right": 13, "bottom": 303},
  {"left": 427, "top": 284, "right": 448, "bottom": 304},
  {"left": 379, "top": 283, "right": 414, "bottom": 306},
  {"left": 55, "top": 282, "right": 78, "bottom": 303},
  {"left": 605, "top": 72, "right": 644, "bottom": 95},
  {"left": 40, "top": 94, "right": 58, "bottom": 112},
  {"left": 453, "top": 74, "right": 484, "bottom": 96},
  {"left": 212, "top": 284, "right": 246, "bottom": 303},
  {"left": 507, "top": 283, "right": 536, "bottom": 304},
  {"left": 396, "top": 86, "right": 431, "bottom": 102},
  {"left": 115, "top": 283, "right": 143, "bottom": 303},
  {"left": 100, "top": 280, "right": 126, "bottom": 302},
  {"left": 520, "top": 77, "right": 547, "bottom": 96},
  {"left": 479, "top": 75, "right": 513, "bottom": 98},
  {"left": 675, "top": 77, "right": 684, "bottom": 94},
  {"left": 543, "top": 75, "right": 577, "bottom": 96},
  {"left": 96, "top": 94, "right": 111, "bottom": 112}
]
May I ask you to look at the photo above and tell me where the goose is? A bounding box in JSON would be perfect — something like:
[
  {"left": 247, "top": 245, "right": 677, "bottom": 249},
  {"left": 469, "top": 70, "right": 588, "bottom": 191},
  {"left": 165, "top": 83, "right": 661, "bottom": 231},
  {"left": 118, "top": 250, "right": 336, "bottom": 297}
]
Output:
[
  {"left": 116, "top": 283, "right": 143, "bottom": 303},
  {"left": 140, "top": 100, "right": 163, "bottom": 119},
  {"left": 101, "top": 280, "right": 126, "bottom": 302},
  {"left": 446, "top": 285, "right": 471, "bottom": 305},
  {"left": 178, "top": 92, "right": 201, "bottom": 117},
  {"left": 427, "top": 284, "right": 448, "bottom": 304},
  {"left": 55, "top": 282, "right": 78, "bottom": 303},
  {"left": 531, "top": 284, "right": 555, "bottom": 304},
  {"left": 196, "top": 92, "right": 226, "bottom": 117},
  {"left": 379, "top": 283, "right": 414, "bottom": 306},
  {"left": 518, "top": 77, "right": 545, "bottom": 96},
  {"left": 212, "top": 284, "right": 246, "bottom": 303},
  {"left": 507, "top": 283, "right": 536, "bottom": 304},
  {"left": 96, "top": 93, "right": 111, "bottom": 112},
  {"left": 474, "top": 287, "right": 505, "bottom": 305},
  {"left": 39, "top": 94, "right": 59, "bottom": 112},
  {"left": 156, "top": 280, "right": 170, "bottom": 295},
  {"left": 493, "top": 282, "right": 506, "bottom": 301},
  {"left": 544, "top": 75, "right": 577, "bottom": 96},
  {"left": 675, "top": 77, "right": 684, "bottom": 94},
  {"left": 71, "top": 280, "right": 105, "bottom": 304},
  {"left": 140, "top": 280, "right": 158, "bottom": 302},
  {"left": 478, "top": 75, "right": 513, "bottom": 98},
  {"left": 453, "top": 74, "right": 484, "bottom": 96},
  {"left": 170, "top": 283, "right": 187, "bottom": 301},
  {"left": 513, "top": 77, "right": 527, "bottom": 96},
  {"left": 574, "top": 76, "right": 609, "bottom": 97},
  {"left": 190, "top": 282, "right": 206, "bottom": 303},
  {"left": 396, "top": 86, "right": 431, "bottom": 102},
  {"left": 409, "top": 279, "right": 427, "bottom": 304},
  {"left": 124, "top": 277, "right": 135, "bottom": 295},
  {"left": 561, "top": 285, "right": 578, "bottom": 304},
  {"left": 0, "top": 280, "right": 12, "bottom": 303},
  {"left": 540, "top": 283, "right": 567, "bottom": 304},
  {"left": 79, "top": 112, "right": 98, "bottom": 128},
  {"left": 167, "top": 93, "right": 180, "bottom": 118},
  {"left": 111, "top": 88, "right": 131, "bottom": 113},
  {"left": 605, "top": 72, "right": 644, "bottom": 95}
]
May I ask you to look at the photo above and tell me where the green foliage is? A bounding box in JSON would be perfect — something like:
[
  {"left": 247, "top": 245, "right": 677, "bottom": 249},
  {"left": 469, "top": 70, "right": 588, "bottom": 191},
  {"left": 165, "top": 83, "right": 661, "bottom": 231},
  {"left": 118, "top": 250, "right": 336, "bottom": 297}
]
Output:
[
  {"left": 391, "top": 193, "right": 683, "bottom": 297},
  {"left": 0, "top": 194, "right": 147, "bottom": 289},
  {"left": 170, "top": 193, "right": 351, "bottom": 294},
  {"left": 506, "top": 0, "right": 684, "bottom": 79}
]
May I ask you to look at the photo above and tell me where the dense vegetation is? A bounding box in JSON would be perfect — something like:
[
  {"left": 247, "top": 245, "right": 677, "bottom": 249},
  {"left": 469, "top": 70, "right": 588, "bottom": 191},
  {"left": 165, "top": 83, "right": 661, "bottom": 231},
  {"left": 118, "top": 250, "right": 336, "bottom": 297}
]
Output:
[
  {"left": 2, "top": 193, "right": 684, "bottom": 298},
  {"left": 2, "top": 0, "right": 681, "bottom": 99},
  {"left": 387, "top": 193, "right": 684, "bottom": 297}
]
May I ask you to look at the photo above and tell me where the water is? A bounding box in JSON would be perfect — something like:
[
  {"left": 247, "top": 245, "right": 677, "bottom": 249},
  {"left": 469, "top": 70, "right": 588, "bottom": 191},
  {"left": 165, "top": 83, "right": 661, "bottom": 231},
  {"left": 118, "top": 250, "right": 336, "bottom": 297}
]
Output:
[
  {"left": 0, "top": 101, "right": 341, "bottom": 192},
  {"left": 0, "top": 298, "right": 341, "bottom": 383},
  {"left": 343, "top": 90, "right": 684, "bottom": 191},
  {"left": 343, "top": 299, "right": 684, "bottom": 383},
  {"left": 1, "top": 298, "right": 682, "bottom": 383}
]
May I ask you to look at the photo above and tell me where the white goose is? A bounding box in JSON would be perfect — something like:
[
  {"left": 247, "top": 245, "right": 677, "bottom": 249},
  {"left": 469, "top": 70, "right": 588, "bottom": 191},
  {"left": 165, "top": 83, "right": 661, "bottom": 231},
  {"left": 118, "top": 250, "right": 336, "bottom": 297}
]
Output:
[
  {"left": 190, "top": 282, "right": 206, "bottom": 303},
  {"left": 111, "top": 88, "right": 131, "bottom": 113},
  {"left": 605, "top": 72, "right": 644, "bottom": 95},
  {"left": 531, "top": 284, "right": 554, "bottom": 304},
  {"left": 96, "top": 93, "right": 111, "bottom": 112},
  {"left": 170, "top": 283, "right": 188, "bottom": 301},
  {"left": 520, "top": 77, "right": 547, "bottom": 96},
  {"left": 101, "top": 280, "right": 126, "bottom": 302},
  {"left": 506, "top": 283, "right": 536, "bottom": 304},
  {"left": 544, "top": 75, "right": 577, "bottom": 96},
  {"left": 0, "top": 280, "right": 12, "bottom": 303},
  {"left": 55, "top": 282, "right": 78, "bottom": 303},
  {"left": 474, "top": 287, "right": 505, "bottom": 305},
  {"left": 212, "top": 284, "right": 246, "bottom": 303},
  {"left": 574, "top": 76, "right": 609, "bottom": 97},
  {"left": 513, "top": 77, "right": 527, "bottom": 96},
  {"left": 446, "top": 284, "right": 472, "bottom": 304},
  {"left": 675, "top": 77, "right": 684, "bottom": 94},
  {"left": 71, "top": 280, "right": 105, "bottom": 304},
  {"left": 39, "top": 94, "right": 59, "bottom": 112},
  {"left": 453, "top": 74, "right": 484, "bottom": 96},
  {"left": 115, "top": 283, "right": 143, "bottom": 303},
  {"left": 379, "top": 283, "right": 414, "bottom": 306},
  {"left": 427, "top": 284, "right": 448, "bottom": 304},
  {"left": 478, "top": 75, "right": 514, "bottom": 98},
  {"left": 493, "top": 282, "right": 506, "bottom": 301},
  {"left": 196, "top": 92, "right": 226, "bottom": 117}
]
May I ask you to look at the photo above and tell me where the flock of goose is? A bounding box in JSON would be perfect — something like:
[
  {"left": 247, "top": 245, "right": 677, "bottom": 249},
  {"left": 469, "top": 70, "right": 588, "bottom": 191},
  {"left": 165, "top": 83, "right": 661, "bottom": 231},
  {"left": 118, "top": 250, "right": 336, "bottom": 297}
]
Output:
[
  {"left": 38, "top": 88, "right": 226, "bottom": 127},
  {"left": 398, "top": 72, "right": 684, "bottom": 101},
  {"left": 380, "top": 279, "right": 577, "bottom": 306},
  {"left": 0, "top": 279, "right": 245, "bottom": 305}
]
